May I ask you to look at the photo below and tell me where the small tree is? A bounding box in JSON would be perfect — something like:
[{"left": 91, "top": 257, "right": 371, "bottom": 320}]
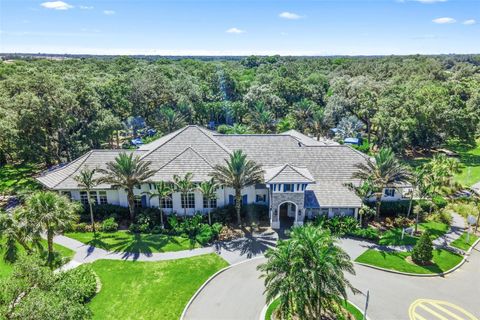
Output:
[
  {"left": 74, "top": 167, "right": 98, "bottom": 233},
  {"left": 198, "top": 178, "right": 218, "bottom": 225},
  {"left": 412, "top": 231, "right": 433, "bottom": 265},
  {"left": 173, "top": 173, "right": 195, "bottom": 217},
  {"left": 144, "top": 181, "right": 173, "bottom": 229}
]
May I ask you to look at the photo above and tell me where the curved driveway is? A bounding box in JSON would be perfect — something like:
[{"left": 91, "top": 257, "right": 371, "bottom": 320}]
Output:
[{"left": 184, "top": 239, "right": 480, "bottom": 320}]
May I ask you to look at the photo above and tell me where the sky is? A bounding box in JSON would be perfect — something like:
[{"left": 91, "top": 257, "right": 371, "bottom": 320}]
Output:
[{"left": 0, "top": 0, "right": 479, "bottom": 56}]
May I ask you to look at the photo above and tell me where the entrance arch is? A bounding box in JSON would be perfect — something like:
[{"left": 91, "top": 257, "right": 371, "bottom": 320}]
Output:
[{"left": 278, "top": 201, "right": 297, "bottom": 228}]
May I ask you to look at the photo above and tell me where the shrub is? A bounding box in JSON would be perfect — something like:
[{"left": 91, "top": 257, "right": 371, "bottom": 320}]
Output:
[
  {"left": 428, "top": 210, "right": 453, "bottom": 225},
  {"left": 211, "top": 204, "right": 269, "bottom": 224},
  {"left": 313, "top": 216, "right": 359, "bottom": 235},
  {"left": 432, "top": 196, "right": 448, "bottom": 209},
  {"left": 216, "top": 124, "right": 230, "bottom": 134},
  {"left": 71, "top": 222, "right": 88, "bottom": 232},
  {"left": 54, "top": 265, "right": 97, "bottom": 303},
  {"left": 347, "top": 227, "right": 380, "bottom": 241},
  {"left": 411, "top": 231, "right": 433, "bottom": 264},
  {"left": 128, "top": 223, "right": 141, "bottom": 233},
  {"left": 150, "top": 225, "right": 165, "bottom": 234},
  {"left": 101, "top": 217, "right": 118, "bottom": 232},
  {"left": 91, "top": 204, "right": 129, "bottom": 222}
]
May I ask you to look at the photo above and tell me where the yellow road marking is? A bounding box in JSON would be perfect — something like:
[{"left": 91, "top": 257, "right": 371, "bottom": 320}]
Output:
[
  {"left": 418, "top": 304, "right": 449, "bottom": 320},
  {"left": 409, "top": 299, "right": 479, "bottom": 320}
]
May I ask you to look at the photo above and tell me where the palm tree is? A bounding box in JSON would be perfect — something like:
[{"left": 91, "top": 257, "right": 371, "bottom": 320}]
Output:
[
  {"left": 352, "top": 148, "right": 411, "bottom": 221},
  {"left": 210, "top": 150, "right": 264, "bottom": 226},
  {"left": 345, "top": 181, "right": 373, "bottom": 227},
  {"left": 98, "top": 152, "right": 155, "bottom": 221},
  {"left": 198, "top": 178, "right": 218, "bottom": 225},
  {"left": 173, "top": 173, "right": 195, "bottom": 217},
  {"left": 20, "top": 191, "right": 80, "bottom": 261},
  {"left": 250, "top": 102, "right": 275, "bottom": 133},
  {"left": 309, "top": 108, "right": 325, "bottom": 141},
  {"left": 258, "top": 225, "right": 358, "bottom": 319},
  {"left": 74, "top": 167, "right": 98, "bottom": 233},
  {"left": 144, "top": 181, "right": 173, "bottom": 228}
]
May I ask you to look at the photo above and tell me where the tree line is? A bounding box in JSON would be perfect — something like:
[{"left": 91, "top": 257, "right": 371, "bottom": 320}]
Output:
[{"left": 0, "top": 54, "right": 479, "bottom": 167}]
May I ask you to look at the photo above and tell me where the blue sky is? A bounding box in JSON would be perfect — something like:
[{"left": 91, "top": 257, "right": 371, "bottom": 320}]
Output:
[{"left": 1, "top": 0, "right": 478, "bottom": 55}]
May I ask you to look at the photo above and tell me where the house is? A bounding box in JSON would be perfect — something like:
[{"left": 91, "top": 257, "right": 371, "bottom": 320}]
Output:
[{"left": 36, "top": 125, "right": 398, "bottom": 229}]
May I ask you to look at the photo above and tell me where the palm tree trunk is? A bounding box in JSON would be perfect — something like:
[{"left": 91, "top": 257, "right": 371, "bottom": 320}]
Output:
[
  {"left": 47, "top": 229, "right": 54, "bottom": 261},
  {"left": 375, "top": 193, "right": 382, "bottom": 222},
  {"left": 127, "top": 189, "right": 135, "bottom": 221},
  {"left": 407, "top": 191, "right": 414, "bottom": 218},
  {"left": 87, "top": 192, "right": 96, "bottom": 233},
  {"left": 235, "top": 189, "right": 242, "bottom": 226},
  {"left": 183, "top": 193, "right": 187, "bottom": 217}
]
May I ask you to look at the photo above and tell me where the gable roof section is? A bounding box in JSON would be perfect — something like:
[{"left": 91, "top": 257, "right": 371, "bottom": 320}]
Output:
[
  {"left": 141, "top": 126, "right": 231, "bottom": 170},
  {"left": 282, "top": 129, "right": 338, "bottom": 146},
  {"left": 264, "top": 164, "right": 315, "bottom": 183},
  {"left": 151, "top": 147, "right": 214, "bottom": 182}
]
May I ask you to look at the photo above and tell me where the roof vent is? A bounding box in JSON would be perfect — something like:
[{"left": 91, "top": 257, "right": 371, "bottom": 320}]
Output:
[{"left": 298, "top": 142, "right": 302, "bottom": 147}]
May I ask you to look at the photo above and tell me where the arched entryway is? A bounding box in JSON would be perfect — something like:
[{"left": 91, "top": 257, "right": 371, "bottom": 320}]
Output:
[{"left": 278, "top": 201, "right": 296, "bottom": 229}]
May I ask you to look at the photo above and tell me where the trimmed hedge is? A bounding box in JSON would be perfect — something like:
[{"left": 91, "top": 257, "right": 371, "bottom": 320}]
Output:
[{"left": 211, "top": 204, "right": 269, "bottom": 224}]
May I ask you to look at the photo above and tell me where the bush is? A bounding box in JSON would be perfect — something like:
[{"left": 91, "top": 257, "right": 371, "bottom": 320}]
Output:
[
  {"left": 432, "top": 196, "right": 448, "bottom": 209},
  {"left": 348, "top": 227, "right": 380, "bottom": 241},
  {"left": 54, "top": 265, "right": 97, "bottom": 303},
  {"left": 71, "top": 222, "right": 88, "bottom": 232},
  {"left": 90, "top": 204, "right": 130, "bottom": 222},
  {"left": 428, "top": 210, "right": 452, "bottom": 225},
  {"left": 411, "top": 231, "right": 433, "bottom": 264},
  {"left": 211, "top": 204, "right": 269, "bottom": 224},
  {"left": 101, "top": 217, "right": 118, "bottom": 232},
  {"left": 128, "top": 223, "right": 141, "bottom": 233},
  {"left": 313, "top": 216, "right": 359, "bottom": 235},
  {"left": 216, "top": 124, "right": 230, "bottom": 134}
]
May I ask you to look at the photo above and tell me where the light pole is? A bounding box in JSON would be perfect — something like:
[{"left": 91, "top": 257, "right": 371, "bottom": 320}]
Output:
[{"left": 363, "top": 289, "right": 370, "bottom": 320}]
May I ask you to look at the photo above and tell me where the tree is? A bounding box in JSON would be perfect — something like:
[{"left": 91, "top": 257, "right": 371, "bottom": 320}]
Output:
[
  {"left": 98, "top": 152, "right": 155, "bottom": 221},
  {"left": 20, "top": 192, "right": 80, "bottom": 261},
  {"left": 258, "top": 225, "right": 358, "bottom": 319},
  {"left": 198, "top": 178, "right": 218, "bottom": 225},
  {"left": 144, "top": 181, "right": 173, "bottom": 228},
  {"left": 0, "top": 211, "right": 40, "bottom": 263},
  {"left": 173, "top": 173, "right": 195, "bottom": 217},
  {"left": 411, "top": 231, "right": 433, "bottom": 264},
  {"left": 74, "top": 167, "right": 98, "bottom": 233},
  {"left": 211, "top": 150, "right": 264, "bottom": 226},
  {"left": 352, "top": 148, "right": 411, "bottom": 221}
]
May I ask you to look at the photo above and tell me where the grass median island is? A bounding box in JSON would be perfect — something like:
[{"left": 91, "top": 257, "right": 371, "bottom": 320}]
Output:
[
  {"left": 264, "top": 297, "right": 363, "bottom": 320},
  {"left": 65, "top": 231, "right": 200, "bottom": 253},
  {"left": 0, "top": 239, "right": 75, "bottom": 277},
  {"left": 378, "top": 221, "right": 449, "bottom": 246},
  {"left": 89, "top": 253, "right": 228, "bottom": 320},
  {"left": 355, "top": 248, "right": 463, "bottom": 274},
  {"left": 450, "top": 232, "right": 479, "bottom": 251}
]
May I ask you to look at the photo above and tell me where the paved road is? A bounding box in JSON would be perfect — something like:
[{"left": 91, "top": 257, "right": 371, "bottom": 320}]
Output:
[{"left": 184, "top": 240, "right": 480, "bottom": 320}]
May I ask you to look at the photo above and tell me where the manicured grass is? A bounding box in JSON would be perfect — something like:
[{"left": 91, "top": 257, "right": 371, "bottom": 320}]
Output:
[
  {"left": 378, "top": 221, "right": 449, "bottom": 246},
  {"left": 65, "top": 231, "right": 200, "bottom": 254},
  {"left": 0, "top": 164, "right": 41, "bottom": 194},
  {"left": 264, "top": 297, "right": 363, "bottom": 320},
  {"left": 355, "top": 248, "right": 463, "bottom": 274},
  {"left": 447, "top": 139, "right": 480, "bottom": 187},
  {"left": 0, "top": 239, "right": 75, "bottom": 278},
  {"left": 89, "top": 254, "right": 228, "bottom": 320},
  {"left": 450, "top": 232, "right": 479, "bottom": 251}
]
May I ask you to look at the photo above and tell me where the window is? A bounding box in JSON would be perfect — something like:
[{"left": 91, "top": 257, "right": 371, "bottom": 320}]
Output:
[
  {"left": 99, "top": 191, "right": 108, "bottom": 205},
  {"left": 203, "top": 196, "right": 217, "bottom": 209},
  {"left": 161, "top": 194, "right": 173, "bottom": 209},
  {"left": 256, "top": 194, "right": 266, "bottom": 203},
  {"left": 89, "top": 191, "right": 98, "bottom": 205},
  {"left": 181, "top": 193, "right": 195, "bottom": 208},
  {"left": 149, "top": 183, "right": 156, "bottom": 190},
  {"left": 80, "top": 191, "right": 89, "bottom": 206},
  {"left": 284, "top": 184, "right": 293, "bottom": 192},
  {"left": 134, "top": 196, "right": 143, "bottom": 208},
  {"left": 384, "top": 188, "right": 395, "bottom": 197},
  {"left": 61, "top": 191, "right": 72, "bottom": 200},
  {"left": 320, "top": 208, "right": 329, "bottom": 216}
]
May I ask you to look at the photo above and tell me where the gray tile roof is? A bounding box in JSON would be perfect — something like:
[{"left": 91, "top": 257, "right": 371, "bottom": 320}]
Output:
[
  {"left": 37, "top": 125, "right": 368, "bottom": 207},
  {"left": 264, "top": 164, "right": 315, "bottom": 183}
]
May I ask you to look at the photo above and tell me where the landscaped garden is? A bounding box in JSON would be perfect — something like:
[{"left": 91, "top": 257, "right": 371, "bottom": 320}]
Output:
[
  {"left": 355, "top": 248, "right": 463, "bottom": 274},
  {"left": 450, "top": 232, "right": 479, "bottom": 251},
  {"left": 88, "top": 253, "right": 228, "bottom": 320},
  {"left": 378, "top": 221, "right": 449, "bottom": 246}
]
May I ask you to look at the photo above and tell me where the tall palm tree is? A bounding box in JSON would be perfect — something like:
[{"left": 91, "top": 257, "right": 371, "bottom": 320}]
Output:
[
  {"left": 98, "top": 152, "right": 155, "bottom": 221},
  {"left": 211, "top": 150, "right": 264, "bottom": 226},
  {"left": 309, "top": 108, "right": 325, "bottom": 141},
  {"left": 20, "top": 191, "right": 80, "bottom": 261},
  {"left": 74, "top": 167, "right": 98, "bottom": 232},
  {"left": 173, "top": 173, "right": 195, "bottom": 217},
  {"left": 250, "top": 102, "right": 275, "bottom": 133},
  {"left": 352, "top": 148, "right": 411, "bottom": 221},
  {"left": 198, "top": 178, "right": 218, "bottom": 225},
  {"left": 258, "top": 225, "right": 358, "bottom": 319},
  {"left": 144, "top": 181, "right": 173, "bottom": 228}
]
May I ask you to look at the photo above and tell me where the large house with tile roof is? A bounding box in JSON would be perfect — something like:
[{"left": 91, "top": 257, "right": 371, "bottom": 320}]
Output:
[{"left": 36, "top": 125, "right": 411, "bottom": 229}]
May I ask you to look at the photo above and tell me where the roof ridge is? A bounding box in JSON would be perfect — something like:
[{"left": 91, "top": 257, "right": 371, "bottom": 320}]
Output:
[
  {"left": 195, "top": 126, "right": 233, "bottom": 154},
  {"left": 51, "top": 151, "right": 94, "bottom": 188},
  {"left": 266, "top": 163, "right": 289, "bottom": 183},
  {"left": 287, "top": 164, "right": 314, "bottom": 182},
  {"left": 140, "top": 126, "right": 191, "bottom": 159},
  {"left": 154, "top": 146, "right": 214, "bottom": 175}
]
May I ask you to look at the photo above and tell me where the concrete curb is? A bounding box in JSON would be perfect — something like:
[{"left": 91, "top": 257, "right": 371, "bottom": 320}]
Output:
[
  {"left": 355, "top": 237, "right": 480, "bottom": 277},
  {"left": 180, "top": 255, "right": 265, "bottom": 320}
]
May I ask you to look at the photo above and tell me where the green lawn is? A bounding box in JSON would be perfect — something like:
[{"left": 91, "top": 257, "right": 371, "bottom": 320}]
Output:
[
  {"left": 0, "top": 239, "right": 75, "bottom": 278},
  {"left": 378, "top": 221, "right": 449, "bottom": 246},
  {"left": 65, "top": 231, "right": 200, "bottom": 254},
  {"left": 264, "top": 297, "right": 363, "bottom": 320},
  {"left": 450, "top": 232, "right": 479, "bottom": 251},
  {"left": 89, "top": 254, "right": 228, "bottom": 320},
  {"left": 0, "top": 164, "right": 41, "bottom": 194},
  {"left": 355, "top": 248, "right": 463, "bottom": 274},
  {"left": 447, "top": 139, "right": 480, "bottom": 187}
]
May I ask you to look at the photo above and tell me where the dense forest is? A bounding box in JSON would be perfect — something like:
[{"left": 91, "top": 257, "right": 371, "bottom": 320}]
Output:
[{"left": 0, "top": 55, "right": 479, "bottom": 168}]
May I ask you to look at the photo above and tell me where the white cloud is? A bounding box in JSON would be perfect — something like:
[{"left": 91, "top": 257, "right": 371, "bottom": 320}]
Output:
[
  {"left": 463, "top": 19, "right": 476, "bottom": 25},
  {"left": 103, "top": 10, "right": 115, "bottom": 15},
  {"left": 415, "top": 0, "right": 447, "bottom": 3},
  {"left": 79, "top": 5, "right": 93, "bottom": 10},
  {"left": 40, "top": 1, "right": 73, "bottom": 10},
  {"left": 432, "top": 17, "right": 456, "bottom": 24},
  {"left": 279, "top": 12, "right": 303, "bottom": 20},
  {"left": 226, "top": 27, "right": 245, "bottom": 34}
]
